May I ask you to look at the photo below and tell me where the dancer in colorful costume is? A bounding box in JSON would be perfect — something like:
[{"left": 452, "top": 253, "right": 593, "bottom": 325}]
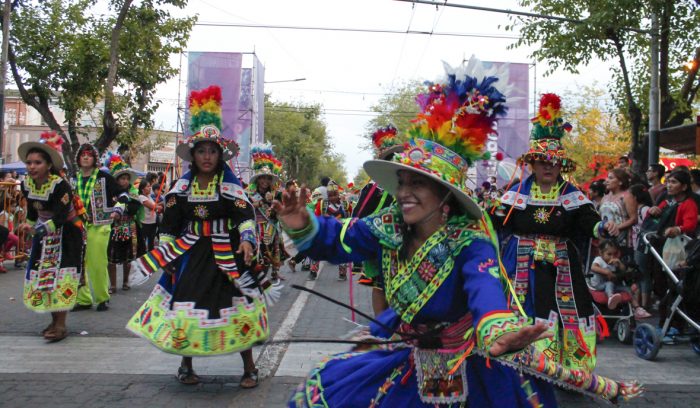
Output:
[
  {"left": 127, "top": 85, "right": 269, "bottom": 388},
  {"left": 307, "top": 181, "right": 348, "bottom": 281},
  {"left": 493, "top": 93, "right": 617, "bottom": 373},
  {"left": 352, "top": 125, "right": 404, "bottom": 314},
  {"left": 18, "top": 132, "right": 85, "bottom": 341},
  {"left": 73, "top": 143, "right": 128, "bottom": 312},
  {"left": 105, "top": 153, "right": 141, "bottom": 293},
  {"left": 247, "top": 144, "right": 285, "bottom": 282},
  {"left": 278, "top": 59, "right": 565, "bottom": 407}
]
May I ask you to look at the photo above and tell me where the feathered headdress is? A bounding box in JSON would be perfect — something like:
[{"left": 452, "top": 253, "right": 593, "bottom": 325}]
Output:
[
  {"left": 103, "top": 152, "right": 136, "bottom": 182},
  {"left": 363, "top": 56, "right": 512, "bottom": 219},
  {"left": 518, "top": 93, "right": 576, "bottom": 172},
  {"left": 175, "top": 85, "right": 239, "bottom": 162},
  {"left": 249, "top": 143, "right": 283, "bottom": 184},
  {"left": 409, "top": 59, "right": 510, "bottom": 166},
  {"left": 371, "top": 125, "right": 403, "bottom": 160}
]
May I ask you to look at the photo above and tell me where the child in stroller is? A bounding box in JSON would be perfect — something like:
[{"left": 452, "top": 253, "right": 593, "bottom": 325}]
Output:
[{"left": 590, "top": 239, "right": 652, "bottom": 319}]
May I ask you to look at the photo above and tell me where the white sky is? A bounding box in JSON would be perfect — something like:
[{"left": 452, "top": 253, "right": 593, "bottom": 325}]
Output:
[{"left": 151, "top": 0, "right": 615, "bottom": 179}]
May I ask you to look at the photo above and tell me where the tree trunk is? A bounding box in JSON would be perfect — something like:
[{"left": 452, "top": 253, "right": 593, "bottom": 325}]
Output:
[
  {"left": 94, "top": 0, "right": 133, "bottom": 153},
  {"left": 8, "top": 44, "right": 75, "bottom": 170},
  {"left": 610, "top": 32, "right": 646, "bottom": 173}
]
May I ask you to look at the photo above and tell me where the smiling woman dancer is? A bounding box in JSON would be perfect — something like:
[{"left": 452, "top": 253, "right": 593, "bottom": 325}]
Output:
[{"left": 18, "top": 132, "right": 84, "bottom": 342}]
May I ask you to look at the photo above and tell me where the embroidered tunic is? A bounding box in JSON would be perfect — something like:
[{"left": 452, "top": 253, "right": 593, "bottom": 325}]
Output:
[
  {"left": 247, "top": 187, "right": 282, "bottom": 273},
  {"left": 127, "top": 165, "right": 269, "bottom": 356},
  {"left": 496, "top": 175, "right": 602, "bottom": 373},
  {"left": 21, "top": 176, "right": 84, "bottom": 312},
  {"left": 287, "top": 206, "right": 557, "bottom": 407},
  {"left": 108, "top": 186, "right": 142, "bottom": 264}
]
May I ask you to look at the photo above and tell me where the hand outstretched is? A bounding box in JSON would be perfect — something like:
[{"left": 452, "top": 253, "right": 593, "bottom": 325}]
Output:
[
  {"left": 272, "top": 187, "right": 311, "bottom": 231},
  {"left": 488, "top": 322, "right": 552, "bottom": 357}
]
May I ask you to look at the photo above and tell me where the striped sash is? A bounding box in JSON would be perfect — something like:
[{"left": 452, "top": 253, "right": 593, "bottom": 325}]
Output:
[{"left": 135, "top": 219, "right": 239, "bottom": 281}]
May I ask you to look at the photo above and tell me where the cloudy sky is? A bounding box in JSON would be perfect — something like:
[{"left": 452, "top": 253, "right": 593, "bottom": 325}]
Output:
[{"left": 151, "top": 0, "right": 614, "bottom": 178}]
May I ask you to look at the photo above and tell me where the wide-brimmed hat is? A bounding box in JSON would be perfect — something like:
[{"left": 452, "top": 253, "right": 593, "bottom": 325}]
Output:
[
  {"left": 372, "top": 125, "right": 404, "bottom": 160},
  {"left": 517, "top": 93, "right": 576, "bottom": 172},
  {"left": 364, "top": 57, "right": 512, "bottom": 219},
  {"left": 18, "top": 131, "right": 65, "bottom": 169},
  {"left": 176, "top": 85, "right": 239, "bottom": 162},
  {"left": 249, "top": 143, "right": 282, "bottom": 185},
  {"left": 104, "top": 152, "right": 136, "bottom": 183}
]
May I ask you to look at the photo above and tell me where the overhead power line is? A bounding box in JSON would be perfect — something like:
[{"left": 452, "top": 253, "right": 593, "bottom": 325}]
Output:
[{"left": 194, "top": 21, "right": 521, "bottom": 40}]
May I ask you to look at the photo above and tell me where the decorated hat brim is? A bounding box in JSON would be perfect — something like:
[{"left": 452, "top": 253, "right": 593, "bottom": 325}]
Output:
[
  {"left": 517, "top": 152, "right": 577, "bottom": 173},
  {"left": 249, "top": 172, "right": 280, "bottom": 185},
  {"left": 377, "top": 144, "right": 405, "bottom": 161},
  {"left": 176, "top": 138, "right": 238, "bottom": 162},
  {"left": 18, "top": 141, "right": 64, "bottom": 170},
  {"left": 113, "top": 168, "right": 137, "bottom": 183},
  {"left": 363, "top": 159, "right": 482, "bottom": 220}
]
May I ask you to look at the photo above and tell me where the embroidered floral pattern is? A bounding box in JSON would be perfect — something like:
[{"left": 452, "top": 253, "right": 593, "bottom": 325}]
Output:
[{"left": 194, "top": 204, "right": 209, "bottom": 219}]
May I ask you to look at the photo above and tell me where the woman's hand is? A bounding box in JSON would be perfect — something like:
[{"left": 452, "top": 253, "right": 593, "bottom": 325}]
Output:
[
  {"left": 272, "top": 187, "right": 311, "bottom": 230},
  {"left": 604, "top": 221, "right": 620, "bottom": 237},
  {"left": 664, "top": 226, "right": 682, "bottom": 238},
  {"left": 236, "top": 240, "right": 254, "bottom": 265},
  {"left": 648, "top": 206, "right": 661, "bottom": 217},
  {"left": 488, "top": 322, "right": 552, "bottom": 357}
]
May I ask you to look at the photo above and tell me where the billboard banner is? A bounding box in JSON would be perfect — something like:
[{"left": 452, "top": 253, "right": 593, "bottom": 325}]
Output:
[
  {"left": 468, "top": 62, "right": 529, "bottom": 191},
  {"left": 186, "top": 52, "right": 243, "bottom": 167}
]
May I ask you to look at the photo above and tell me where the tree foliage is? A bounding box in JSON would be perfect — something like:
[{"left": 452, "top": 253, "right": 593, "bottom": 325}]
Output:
[
  {"left": 362, "top": 80, "right": 422, "bottom": 151},
  {"left": 264, "top": 96, "right": 347, "bottom": 186},
  {"left": 6, "top": 0, "right": 195, "bottom": 173},
  {"left": 506, "top": 0, "right": 700, "bottom": 172},
  {"left": 561, "top": 84, "right": 631, "bottom": 182}
]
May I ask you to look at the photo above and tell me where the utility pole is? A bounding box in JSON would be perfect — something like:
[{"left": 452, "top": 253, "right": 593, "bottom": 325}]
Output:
[
  {"left": 648, "top": 13, "right": 660, "bottom": 166},
  {"left": 0, "top": 0, "right": 11, "bottom": 164}
]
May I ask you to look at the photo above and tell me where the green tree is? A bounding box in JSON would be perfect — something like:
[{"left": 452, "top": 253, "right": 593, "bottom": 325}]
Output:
[
  {"left": 362, "top": 80, "right": 422, "bottom": 152},
  {"left": 353, "top": 168, "right": 369, "bottom": 188},
  {"left": 561, "top": 84, "right": 631, "bottom": 182},
  {"left": 6, "top": 0, "right": 194, "bottom": 173},
  {"left": 264, "top": 96, "right": 347, "bottom": 185},
  {"left": 506, "top": 0, "right": 700, "bottom": 172}
]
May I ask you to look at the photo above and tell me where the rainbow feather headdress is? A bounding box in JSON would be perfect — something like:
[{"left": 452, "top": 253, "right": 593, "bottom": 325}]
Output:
[
  {"left": 372, "top": 125, "right": 404, "bottom": 160},
  {"left": 518, "top": 93, "right": 576, "bottom": 172},
  {"left": 250, "top": 143, "right": 283, "bottom": 184},
  {"left": 176, "top": 85, "right": 239, "bottom": 162},
  {"left": 363, "top": 56, "right": 512, "bottom": 219},
  {"left": 103, "top": 152, "right": 136, "bottom": 182}
]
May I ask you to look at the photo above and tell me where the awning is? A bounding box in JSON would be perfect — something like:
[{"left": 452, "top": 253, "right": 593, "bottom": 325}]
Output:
[
  {"left": 0, "top": 161, "right": 27, "bottom": 175},
  {"left": 660, "top": 157, "right": 695, "bottom": 170},
  {"left": 658, "top": 116, "right": 700, "bottom": 154}
]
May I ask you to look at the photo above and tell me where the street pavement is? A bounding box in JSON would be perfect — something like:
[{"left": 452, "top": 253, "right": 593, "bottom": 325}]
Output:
[{"left": 1, "top": 260, "right": 700, "bottom": 407}]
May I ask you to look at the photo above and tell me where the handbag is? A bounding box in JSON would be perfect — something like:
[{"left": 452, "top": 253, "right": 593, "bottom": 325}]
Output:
[{"left": 662, "top": 235, "right": 688, "bottom": 269}]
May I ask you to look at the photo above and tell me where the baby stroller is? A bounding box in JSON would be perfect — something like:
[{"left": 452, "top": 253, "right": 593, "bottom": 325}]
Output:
[
  {"left": 584, "top": 243, "right": 637, "bottom": 344},
  {"left": 633, "top": 232, "right": 700, "bottom": 360}
]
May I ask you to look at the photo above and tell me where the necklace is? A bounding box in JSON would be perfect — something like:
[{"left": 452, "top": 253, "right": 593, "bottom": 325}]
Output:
[{"left": 192, "top": 174, "right": 218, "bottom": 196}]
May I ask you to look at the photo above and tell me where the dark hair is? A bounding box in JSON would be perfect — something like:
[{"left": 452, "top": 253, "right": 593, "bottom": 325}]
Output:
[
  {"left": 629, "top": 183, "right": 653, "bottom": 207},
  {"left": 285, "top": 179, "right": 297, "bottom": 189},
  {"left": 320, "top": 176, "right": 331, "bottom": 187},
  {"left": 25, "top": 148, "right": 60, "bottom": 175},
  {"left": 145, "top": 172, "right": 158, "bottom": 183},
  {"left": 599, "top": 239, "right": 620, "bottom": 253},
  {"left": 138, "top": 178, "right": 151, "bottom": 194},
  {"left": 618, "top": 155, "right": 629, "bottom": 162},
  {"left": 690, "top": 169, "right": 700, "bottom": 187},
  {"left": 667, "top": 169, "right": 692, "bottom": 192},
  {"left": 589, "top": 180, "right": 606, "bottom": 198},
  {"left": 648, "top": 164, "right": 666, "bottom": 180},
  {"left": 610, "top": 168, "right": 630, "bottom": 190}
]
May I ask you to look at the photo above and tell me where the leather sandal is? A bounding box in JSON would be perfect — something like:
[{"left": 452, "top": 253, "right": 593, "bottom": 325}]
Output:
[
  {"left": 44, "top": 327, "right": 68, "bottom": 343},
  {"left": 177, "top": 366, "right": 201, "bottom": 385},
  {"left": 240, "top": 369, "right": 259, "bottom": 389}
]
